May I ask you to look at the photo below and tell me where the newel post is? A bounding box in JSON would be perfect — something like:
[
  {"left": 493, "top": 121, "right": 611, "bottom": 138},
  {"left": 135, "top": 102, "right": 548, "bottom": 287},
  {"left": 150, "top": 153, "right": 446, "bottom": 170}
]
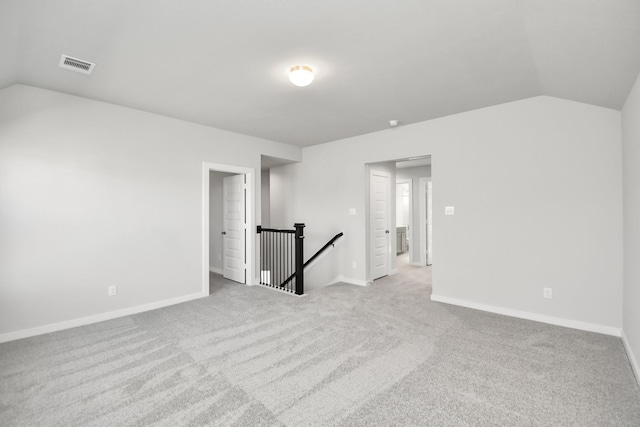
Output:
[{"left": 294, "top": 223, "right": 305, "bottom": 295}]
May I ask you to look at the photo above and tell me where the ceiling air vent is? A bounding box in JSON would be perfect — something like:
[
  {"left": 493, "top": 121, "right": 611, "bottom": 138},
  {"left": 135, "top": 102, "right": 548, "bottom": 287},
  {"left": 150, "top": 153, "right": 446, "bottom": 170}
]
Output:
[{"left": 59, "top": 54, "right": 95, "bottom": 75}]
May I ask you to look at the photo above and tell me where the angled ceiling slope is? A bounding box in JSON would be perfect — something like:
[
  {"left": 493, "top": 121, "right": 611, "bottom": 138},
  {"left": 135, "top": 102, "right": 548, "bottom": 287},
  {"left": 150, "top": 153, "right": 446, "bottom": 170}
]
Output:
[
  {"left": 0, "top": 0, "right": 19, "bottom": 89},
  {"left": 2, "top": 0, "right": 640, "bottom": 147}
]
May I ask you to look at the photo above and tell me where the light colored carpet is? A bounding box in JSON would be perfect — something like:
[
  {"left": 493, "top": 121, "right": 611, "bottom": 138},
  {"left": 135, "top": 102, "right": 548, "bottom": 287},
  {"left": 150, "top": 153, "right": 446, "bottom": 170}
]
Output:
[{"left": 1, "top": 257, "right": 639, "bottom": 426}]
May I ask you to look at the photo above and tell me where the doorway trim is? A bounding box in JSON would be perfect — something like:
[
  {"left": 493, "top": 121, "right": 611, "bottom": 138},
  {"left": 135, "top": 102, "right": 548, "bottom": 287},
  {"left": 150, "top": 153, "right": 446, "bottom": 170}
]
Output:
[
  {"left": 202, "top": 162, "right": 255, "bottom": 295},
  {"left": 419, "top": 177, "right": 428, "bottom": 266},
  {"left": 418, "top": 177, "right": 433, "bottom": 266}
]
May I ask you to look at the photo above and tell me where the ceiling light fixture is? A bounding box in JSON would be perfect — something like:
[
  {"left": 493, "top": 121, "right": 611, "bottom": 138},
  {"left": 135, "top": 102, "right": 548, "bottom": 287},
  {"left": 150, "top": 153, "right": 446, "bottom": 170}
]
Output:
[{"left": 289, "top": 65, "right": 314, "bottom": 87}]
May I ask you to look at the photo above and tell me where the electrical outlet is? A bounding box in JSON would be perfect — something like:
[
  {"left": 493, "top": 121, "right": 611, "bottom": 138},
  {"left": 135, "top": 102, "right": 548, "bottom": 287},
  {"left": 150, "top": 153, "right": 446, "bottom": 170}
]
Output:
[
  {"left": 445, "top": 206, "right": 455, "bottom": 215},
  {"left": 352, "top": 261, "right": 357, "bottom": 269},
  {"left": 108, "top": 285, "right": 117, "bottom": 297},
  {"left": 543, "top": 287, "right": 552, "bottom": 299}
]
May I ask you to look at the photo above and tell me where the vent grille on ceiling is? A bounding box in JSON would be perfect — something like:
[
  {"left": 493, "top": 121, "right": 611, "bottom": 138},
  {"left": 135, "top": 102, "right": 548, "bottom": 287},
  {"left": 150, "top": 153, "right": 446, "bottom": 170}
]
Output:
[{"left": 58, "top": 54, "right": 95, "bottom": 75}]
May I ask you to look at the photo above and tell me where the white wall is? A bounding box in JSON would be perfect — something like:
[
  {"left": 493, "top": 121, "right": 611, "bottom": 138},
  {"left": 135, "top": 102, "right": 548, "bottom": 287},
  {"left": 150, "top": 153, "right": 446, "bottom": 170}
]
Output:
[
  {"left": 269, "top": 167, "right": 290, "bottom": 230},
  {"left": 396, "top": 165, "right": 431, "bottom": 264},
  {"left": 272, "top": 96, "right": 623, "bottom": 331},
  {"left": 0, "top": 84, "right": 301, "bottom": 338},
  {"left": 0, "top": 0, "right": 18, "bottom": 90},
  {"left": 0, "top": 85, "right": 626, "bottom": 339},
  {"left": 622, "top": 73, "right": 640, "bottom": 378},
  {"left": 209, "top": 171, "right": 234, "bottom": 272}
]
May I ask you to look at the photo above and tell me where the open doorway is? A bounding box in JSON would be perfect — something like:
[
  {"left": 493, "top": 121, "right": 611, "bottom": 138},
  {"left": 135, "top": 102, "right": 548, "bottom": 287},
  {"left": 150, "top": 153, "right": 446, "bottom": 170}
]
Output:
[
  {"left": 396, "top": 179, "right": 412, "bottom": 265},
  {"left": 395, "top": 157, "right": 431, "bottom": 268},
  {"left": 202, "top": 162, "right": 254, "bottom": 296},
  {"left": 365, "top": 156, "right": 432, "bottom": 289}
]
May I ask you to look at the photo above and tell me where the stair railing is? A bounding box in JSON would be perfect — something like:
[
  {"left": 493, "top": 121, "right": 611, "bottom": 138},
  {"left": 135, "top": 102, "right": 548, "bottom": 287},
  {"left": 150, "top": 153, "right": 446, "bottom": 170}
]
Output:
[
  {"left": 257, "top": 223, "right": 305, "bottom": 294},
  {"left": 257, "top": 223, "right": 343, "bottom": 295}
]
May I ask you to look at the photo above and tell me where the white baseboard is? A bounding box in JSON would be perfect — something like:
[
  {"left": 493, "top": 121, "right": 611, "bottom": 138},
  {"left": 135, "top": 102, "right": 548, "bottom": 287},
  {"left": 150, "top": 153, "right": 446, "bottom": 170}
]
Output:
[
  {"left": 0, "top": 291, "right": 208, "bottom": 344},
  {"left": 622, "top": 330, "right": 640, "bottom": 387},
  {"left": 209, "top": 267, "right": 223, "bottom": 274},
  {"left": 255, "top": 283, "right": 305, "bottom": 297},
  {"left": 430, "top": 294, "right": 621, "bottom": 337},
  {"left": 334, "top": 275, "right": 367, "bottom": 287}
]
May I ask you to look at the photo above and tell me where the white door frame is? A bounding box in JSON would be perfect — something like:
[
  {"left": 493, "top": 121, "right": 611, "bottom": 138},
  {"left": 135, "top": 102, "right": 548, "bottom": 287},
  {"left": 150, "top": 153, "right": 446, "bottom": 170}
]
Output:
[
  {"left": 427, "top": 181, "right": 433, "bottom": 265},
  {"left": 202, "top": 162, "right": 254, "bottom": 295},
  {"left": 419, "top": 177, "right": 428, "bottom": 266},
  {"left": 419, "top": 178, "right": 433, "bottom": 266}
]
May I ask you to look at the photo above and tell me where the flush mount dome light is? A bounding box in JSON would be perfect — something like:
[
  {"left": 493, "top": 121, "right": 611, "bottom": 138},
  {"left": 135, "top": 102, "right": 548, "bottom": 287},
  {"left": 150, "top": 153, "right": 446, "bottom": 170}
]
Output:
[{"left": 289, "top": 65, "right": 314, "bottom": 87}]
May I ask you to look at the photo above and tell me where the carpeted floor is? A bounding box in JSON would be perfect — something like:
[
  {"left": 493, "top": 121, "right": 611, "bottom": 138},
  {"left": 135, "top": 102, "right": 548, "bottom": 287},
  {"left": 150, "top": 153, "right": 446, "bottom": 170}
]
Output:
[{"left": 1, "top": 256, "right": 639, "bottom": 426}]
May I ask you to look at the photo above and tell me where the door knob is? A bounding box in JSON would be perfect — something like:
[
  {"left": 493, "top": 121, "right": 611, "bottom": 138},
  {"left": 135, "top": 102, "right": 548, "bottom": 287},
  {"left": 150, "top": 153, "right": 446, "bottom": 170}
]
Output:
[{"left": 221, "top": 231, "right": 226, "bottom": 235}]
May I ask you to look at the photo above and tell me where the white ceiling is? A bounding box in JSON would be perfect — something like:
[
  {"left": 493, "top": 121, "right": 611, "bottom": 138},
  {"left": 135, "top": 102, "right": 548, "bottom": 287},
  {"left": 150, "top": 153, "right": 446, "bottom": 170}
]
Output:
[{"left": 1, "top": 0, "right": 639, "bottom": 147}]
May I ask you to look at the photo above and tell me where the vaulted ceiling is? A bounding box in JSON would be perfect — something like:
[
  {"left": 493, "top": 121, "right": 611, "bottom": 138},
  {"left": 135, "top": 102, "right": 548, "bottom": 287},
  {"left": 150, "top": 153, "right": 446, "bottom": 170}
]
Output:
[{"left": 1, "top": 0, "right": 639, "bottom": 147}]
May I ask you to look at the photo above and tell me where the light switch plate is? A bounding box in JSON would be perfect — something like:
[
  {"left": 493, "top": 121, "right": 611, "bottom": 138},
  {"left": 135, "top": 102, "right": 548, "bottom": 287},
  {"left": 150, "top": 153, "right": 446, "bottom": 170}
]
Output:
[{"left": 349, "top": 208, "right": 356, "bottom": 215}]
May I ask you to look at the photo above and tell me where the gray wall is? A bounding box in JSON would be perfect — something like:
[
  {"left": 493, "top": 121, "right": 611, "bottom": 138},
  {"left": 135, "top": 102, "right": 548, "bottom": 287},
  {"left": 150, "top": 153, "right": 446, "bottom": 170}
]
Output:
[
  {"left": 271, "top": 96, "right": 623, "bottom": 330},
  {"left": 269, "top": 166, "right": 289, "bottom": 229},
  {"left": 261, "top": 169, "right": 270, "bottom": 227},
  {"left": 622, "top": 73, "right": 640, "bottom": 379},
  {"left": 396, "top": 165, "right": 431, "bottom": 264},
  {"left": 0, "top": 84, "right": 301, "bottom": 337},
  {"left": 0, "top": 1, "right": 18, "bottom": 89},
  {"left": 0, "top": 84, "right": 630, "bottom": 346},
  {"left": 209, "top": 171, "right": 234, "bottom": 272}
]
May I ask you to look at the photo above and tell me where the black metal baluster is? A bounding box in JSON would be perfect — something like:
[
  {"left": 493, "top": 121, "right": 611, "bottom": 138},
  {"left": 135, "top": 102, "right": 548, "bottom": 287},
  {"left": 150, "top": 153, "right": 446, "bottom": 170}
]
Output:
[
  {"left": 268, "top": 231, "right": 272, "bottom": 287},
  {"left": 288, "top": 232, "right": 292, "bottom": 292},
  {"left": 294, "top": 223, "right": 305, "bottom": 295},
  {"left": 258, "top": 227, "right": 262, "bottom": 285}
]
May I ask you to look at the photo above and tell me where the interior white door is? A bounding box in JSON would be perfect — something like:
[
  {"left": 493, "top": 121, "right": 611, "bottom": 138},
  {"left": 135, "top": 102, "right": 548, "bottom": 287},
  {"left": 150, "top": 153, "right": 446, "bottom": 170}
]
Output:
[
  {"left": 370, "top": 170, "right": 390, "bottom": 280},
  {"left": 223, "top": 174, "right": 246, "bottom": 283},
  {"left": 427, "top": 180, "right": 433, "bottom": 266}
]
